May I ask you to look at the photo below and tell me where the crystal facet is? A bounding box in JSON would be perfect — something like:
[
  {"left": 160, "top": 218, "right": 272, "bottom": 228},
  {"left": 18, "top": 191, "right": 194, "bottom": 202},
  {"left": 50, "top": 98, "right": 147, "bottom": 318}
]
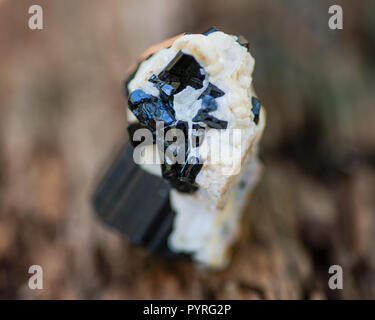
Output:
[
  {"left": 193, "top": 90, "right": 228, "bottom": 129},
  {"left": 128, "top": 89, "right": 176, "bottom": 129},
  {"left": 198, "top": 83, "right": 225, "bottom": 99},
  {"left": 158, "top": 51, "right": 205, "bottom": 94}
]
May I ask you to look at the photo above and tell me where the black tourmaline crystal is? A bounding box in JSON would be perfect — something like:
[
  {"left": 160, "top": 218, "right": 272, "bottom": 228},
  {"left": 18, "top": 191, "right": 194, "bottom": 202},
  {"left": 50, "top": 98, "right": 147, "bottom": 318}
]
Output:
[
  {"left": 92, "top": 142, "right": 177, "bottom": 255},
  {"left": 193, "top": 114, "right": 228, "bottom": 130},
  {"left": 128, "top": 89, "right": 176, "bottom": 129},
  {"left": 251, "top": 96, "right": 261, "bottom": 125},
  {"left": 179, "top": 157, "right": 203, "bottom": 185},
  {"left": 160, "top": 158, "right": 201, "bottom": 194},
  {"left": 149, "top": 74, "right": 175, "bottom": 102},
  {"left": 159, "top": 119, "right": 199, "bottom": 193},
  {"left": 158, "top": 51, "right": 205, "bottom": 94},
  {"left": 162, "top": 120, "right": 189, "bottom": 160},
  {"left": 198, "top": 83, "right": 224, "bottom": 99},
  {"left": 203, "top": 27, "right": 220, "bottom": 35},
  {"left": 193, "top": 90, "right": 228, "bottom": 129}
]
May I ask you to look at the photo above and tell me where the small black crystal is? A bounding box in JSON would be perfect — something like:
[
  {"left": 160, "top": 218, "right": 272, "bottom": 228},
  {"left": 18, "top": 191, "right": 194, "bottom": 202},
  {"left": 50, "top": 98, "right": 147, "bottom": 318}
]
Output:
[
  {"left": 128, "top": 89, "right": 176, "bottom": 129},
  {"left": 193, "top": 113, "right": 228, "bottom": 129},
  {"left": 159, "top": 120, "right": 202, "bottom": 193},
  {"left": 92, "top": 142, "right": 180, "bottom": 255},
  {"left": 179, "top": 157, "right": 203, "bottom": 185},
  {"left": 162, "top": 120, "right": 189, "bottom": 160},
  {"left": 203, "top": 27, "right": 220, "bottom": 36},
  {"left": 251, "top": 96, "right": 261, "bottom": 125},
  {"left": 200, "top": 94, "right": 218, "bottom": 112},
  {"left": 193, "top": 94, "right": 228, "bottom": 129},
  {"left": 198, "top": 83, "right": 225, "bottom": 99},
  {"left": 158, "top": 51, "right": 205, "bottom": 94},
  {"left": 149, "top": 74, "right": 176, "bottom": 102},
  {"left": 161, "top": 162, "right": 199, "bottom": 193}
]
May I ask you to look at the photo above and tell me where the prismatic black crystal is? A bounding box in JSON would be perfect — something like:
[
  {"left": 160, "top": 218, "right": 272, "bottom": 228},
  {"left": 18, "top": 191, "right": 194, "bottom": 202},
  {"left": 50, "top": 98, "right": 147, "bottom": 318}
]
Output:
[
  {"left": 179, "top": 157, "right": 203, "bottom": 185},
  {"left": 162, "top": 120, "right": 189, "bottom": 160},
  {"left": 193, "top": 90, "right": 228, "bottom": 129},
  {"left": 161, "top": 156, "right": 202, "bottom": 194},
  {"left": 159, "top": 120, "right": 201, "bottom": 193},
  {"left": 92, "top": 142, "right": 178, "bottom": 255},
  {"left": 198, "top": 83, "right": 224, "bottom": 99},
  {"left": 251, "top": 96, "right": 261, "bottom": 125},
  {"left": 149, "top": 74, "right": 175, "bottom": 102},
  {"left": 203, "top": 27, "right": 220, "bottom": 35},
  {"left": 161, "top": 162, "right": 198, "bottom": 193},
  {"left": 128, "top": 89, "right": 176, "bottom": 129},
  {"left": 158, "top": 51, "right": 205, "bottom": 94},
  {"left": 193, "top": 114, "right": 228, "bottom": 130}
]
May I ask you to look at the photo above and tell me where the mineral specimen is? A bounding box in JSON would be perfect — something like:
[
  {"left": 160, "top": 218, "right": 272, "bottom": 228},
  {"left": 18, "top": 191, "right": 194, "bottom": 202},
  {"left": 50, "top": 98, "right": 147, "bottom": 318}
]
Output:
[{"left": 93, "top": 29, "right": 266, "bottom": 268}]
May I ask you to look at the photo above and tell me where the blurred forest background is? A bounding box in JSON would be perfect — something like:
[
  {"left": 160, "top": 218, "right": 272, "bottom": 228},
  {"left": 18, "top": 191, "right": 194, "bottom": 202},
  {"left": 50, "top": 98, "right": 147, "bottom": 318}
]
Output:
[{"left": 0, "top": 0, "right": 374, "bottom": 299}]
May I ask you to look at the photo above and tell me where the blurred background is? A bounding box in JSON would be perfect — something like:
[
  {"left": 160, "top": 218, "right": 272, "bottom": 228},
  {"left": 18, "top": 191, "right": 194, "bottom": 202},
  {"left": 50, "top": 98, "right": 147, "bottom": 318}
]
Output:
[{"left": 0, "top": 0, "right": 374, "bottom": 299}]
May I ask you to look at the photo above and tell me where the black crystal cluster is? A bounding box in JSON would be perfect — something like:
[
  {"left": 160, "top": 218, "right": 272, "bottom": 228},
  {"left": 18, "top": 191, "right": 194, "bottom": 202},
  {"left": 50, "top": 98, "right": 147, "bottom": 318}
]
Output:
[
  {"left": 125, "top": 28, "right": 256, "bottom": 194},
  {"left": 192, "top": 83, "right": 227, "bottom": 129},
  {"left": 127, "top": 49, "right": 228, "bottom": 193}
]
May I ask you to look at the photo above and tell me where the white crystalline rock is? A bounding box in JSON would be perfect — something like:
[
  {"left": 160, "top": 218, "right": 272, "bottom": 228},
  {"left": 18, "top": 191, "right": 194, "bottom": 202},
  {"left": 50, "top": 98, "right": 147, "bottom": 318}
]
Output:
[
  {"left": 127, "top": 31, "right": 266, "bottom": 268},
  {"left": 169, "top": 154, "right": 263, "bottom": 268}
]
